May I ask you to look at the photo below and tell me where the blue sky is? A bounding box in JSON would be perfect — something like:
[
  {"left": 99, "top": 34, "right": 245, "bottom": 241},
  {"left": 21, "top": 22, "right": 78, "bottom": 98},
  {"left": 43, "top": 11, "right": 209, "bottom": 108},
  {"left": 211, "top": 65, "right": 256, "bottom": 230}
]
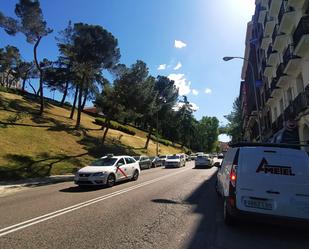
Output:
[{"left": 0, "top": 0, "right": 255, "bottom": 141}]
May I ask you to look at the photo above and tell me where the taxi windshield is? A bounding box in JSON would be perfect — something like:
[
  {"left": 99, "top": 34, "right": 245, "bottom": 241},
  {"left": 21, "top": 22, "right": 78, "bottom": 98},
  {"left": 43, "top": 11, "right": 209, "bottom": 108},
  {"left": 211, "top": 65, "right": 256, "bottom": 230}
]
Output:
[{"left": 90, "top": 158, "right": 117, "bottom": 166}]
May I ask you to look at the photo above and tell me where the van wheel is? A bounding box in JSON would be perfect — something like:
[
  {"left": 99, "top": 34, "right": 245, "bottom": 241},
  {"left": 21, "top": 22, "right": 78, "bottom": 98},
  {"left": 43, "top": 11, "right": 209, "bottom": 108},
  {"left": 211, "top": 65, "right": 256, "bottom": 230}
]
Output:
[
  {"left": 223, "top": 199, "right": 235, "bottom": 225},
  {"left": 132, "top": 170, "right": 139, "bottom": 181},
  {"left": 106, "top": 174, "right": 115, "bottom": 187}
]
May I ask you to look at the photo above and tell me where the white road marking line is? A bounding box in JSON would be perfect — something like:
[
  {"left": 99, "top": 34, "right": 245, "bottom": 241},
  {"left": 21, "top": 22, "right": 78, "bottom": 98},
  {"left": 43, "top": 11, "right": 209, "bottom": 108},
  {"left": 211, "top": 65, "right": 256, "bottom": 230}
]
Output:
[{"left": 0, "top": 167, "right": 192, "bottom": 237}]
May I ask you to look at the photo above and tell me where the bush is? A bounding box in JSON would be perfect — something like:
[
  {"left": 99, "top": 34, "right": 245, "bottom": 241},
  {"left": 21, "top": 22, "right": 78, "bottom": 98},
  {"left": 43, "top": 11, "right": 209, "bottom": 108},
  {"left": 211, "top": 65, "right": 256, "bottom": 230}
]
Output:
[
  {"left": 151, "top": 135, "right": 172, "bottom": 147},
  {"left": 0, "top": 86, "right": 23, "bottom": 95},
  {"left": 94, "top": 118, "right": 136, "bottom": 136}
]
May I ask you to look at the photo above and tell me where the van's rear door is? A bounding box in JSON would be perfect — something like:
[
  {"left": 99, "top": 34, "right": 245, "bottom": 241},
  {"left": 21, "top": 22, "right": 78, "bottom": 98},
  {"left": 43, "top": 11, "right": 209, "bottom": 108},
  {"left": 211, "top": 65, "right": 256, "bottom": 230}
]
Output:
[{"left": 236, "top": 146, "right": 309, "bottom": 219}]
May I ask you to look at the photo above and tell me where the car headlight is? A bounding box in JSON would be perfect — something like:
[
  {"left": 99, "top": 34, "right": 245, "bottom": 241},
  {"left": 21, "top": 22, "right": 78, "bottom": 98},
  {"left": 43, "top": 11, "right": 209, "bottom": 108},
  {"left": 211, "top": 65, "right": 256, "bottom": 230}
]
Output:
[{"left": 92, "top": 172, "right": 105, "bottom": 177}]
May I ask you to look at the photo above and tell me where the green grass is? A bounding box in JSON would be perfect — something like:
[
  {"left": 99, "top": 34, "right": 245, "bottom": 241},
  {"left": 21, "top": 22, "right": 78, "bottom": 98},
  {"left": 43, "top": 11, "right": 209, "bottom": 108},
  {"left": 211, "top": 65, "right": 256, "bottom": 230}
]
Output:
[{"left": 0, "top": 91, "right": 184, "bottom": 180}]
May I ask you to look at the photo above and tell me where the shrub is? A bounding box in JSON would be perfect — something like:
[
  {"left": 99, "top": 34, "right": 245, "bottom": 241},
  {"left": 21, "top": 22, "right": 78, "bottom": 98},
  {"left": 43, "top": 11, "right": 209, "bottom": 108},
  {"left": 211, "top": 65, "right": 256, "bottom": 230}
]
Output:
[
  {"left": 151, "top": 135, "right": 172, "bottom": 146},
  {"left": 94, "top": 118, "right": 136, "bottom": 136}
]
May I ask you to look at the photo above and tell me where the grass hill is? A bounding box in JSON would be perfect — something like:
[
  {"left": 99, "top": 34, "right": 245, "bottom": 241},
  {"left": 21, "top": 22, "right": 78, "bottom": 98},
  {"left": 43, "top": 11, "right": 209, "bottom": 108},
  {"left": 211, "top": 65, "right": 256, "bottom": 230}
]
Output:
[{"left": 0, "top": 91, "right": 185, "bottom": 180}]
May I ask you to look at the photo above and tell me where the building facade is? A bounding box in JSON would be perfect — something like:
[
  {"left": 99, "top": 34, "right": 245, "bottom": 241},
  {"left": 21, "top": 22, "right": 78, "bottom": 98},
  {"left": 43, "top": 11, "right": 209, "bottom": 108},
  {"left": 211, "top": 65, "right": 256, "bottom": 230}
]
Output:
[{"left": 240, "top": 0, "right": 309, "bottom": 151}]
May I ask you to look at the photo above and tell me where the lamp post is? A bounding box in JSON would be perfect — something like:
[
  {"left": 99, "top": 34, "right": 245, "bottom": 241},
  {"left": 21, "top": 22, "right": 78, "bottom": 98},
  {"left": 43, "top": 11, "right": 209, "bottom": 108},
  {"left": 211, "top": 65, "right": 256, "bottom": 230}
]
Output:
[{"left": 223, "top": 56, "right": 262, "bottom": 142}]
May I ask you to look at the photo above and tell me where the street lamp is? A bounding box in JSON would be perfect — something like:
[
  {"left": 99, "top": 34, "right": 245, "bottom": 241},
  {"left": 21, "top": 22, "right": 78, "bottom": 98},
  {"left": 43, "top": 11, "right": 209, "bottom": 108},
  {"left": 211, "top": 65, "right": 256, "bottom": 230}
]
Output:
[{"left": 223, "top": 56, "right": 262, "bottom": 142}]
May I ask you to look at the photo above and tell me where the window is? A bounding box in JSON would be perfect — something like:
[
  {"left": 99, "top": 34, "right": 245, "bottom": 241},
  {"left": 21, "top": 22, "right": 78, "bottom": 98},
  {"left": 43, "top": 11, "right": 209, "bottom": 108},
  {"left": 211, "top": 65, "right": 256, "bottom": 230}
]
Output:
[
  {"left": 287, "top": 88, "right": 293, "bottom": 103},
  {"left": 125, "top": 157, "right": 135, "bottom": 164},
  {"left": 116, "top": 158, "right": 125, "bottom": 166},
  {"left": 296, "top": 74, "right": 304, "bottom": 94}
]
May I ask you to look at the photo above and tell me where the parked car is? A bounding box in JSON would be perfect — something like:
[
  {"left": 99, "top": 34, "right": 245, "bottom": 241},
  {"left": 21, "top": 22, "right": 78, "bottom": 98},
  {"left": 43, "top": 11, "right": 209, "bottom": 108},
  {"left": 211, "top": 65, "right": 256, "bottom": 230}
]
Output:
[
  {"left": 195, "top": 153, "right": 211, "bottom": 168},
  {"left": 216, "top": 143, "right": 309, "bottom": 225},
  {"left": 159, "top": 155, "right": 167, "bottom": 166},
  {"left": 165, "top": 154, "right": 186, "bottom": 168},
  {"left": 212, "top": 153, "right": 224, "bottom": 167},
  {"left": 150, "top": 156, "right": 163, "bottom": 167},
  {"left": 74, "top": 155, "right": 140, "bottom": 187},
  {"left": 133, "top": 155, "right": 152, "bottom": 170}
]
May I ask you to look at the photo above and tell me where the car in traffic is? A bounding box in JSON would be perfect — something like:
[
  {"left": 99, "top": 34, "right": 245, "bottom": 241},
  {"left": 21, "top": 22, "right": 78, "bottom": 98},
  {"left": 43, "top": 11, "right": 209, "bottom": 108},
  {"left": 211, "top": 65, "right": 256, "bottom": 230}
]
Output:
[
  {"left": 216, "top": 143, "right": 309, "bottom": 225},
  {"left": 165, "top": 154, "right": 186, "bottom": 168},
  {"left": 133, "top": 155, "right": 152, "bottom": 170},
  {"left": 74, "top": 155, "right": 140, "bottom": 187},
  {"left": 150, "top": 156, "right": 163, "bottom": 167},
  {"left": 195, "top": 153, "right": 211, "bottom": 168},
  {"left": 212, "top": 153, "right": 224, "bottom": 167},
  {"left": 159, "top": 155, "right": 168, "bottom": 166}
]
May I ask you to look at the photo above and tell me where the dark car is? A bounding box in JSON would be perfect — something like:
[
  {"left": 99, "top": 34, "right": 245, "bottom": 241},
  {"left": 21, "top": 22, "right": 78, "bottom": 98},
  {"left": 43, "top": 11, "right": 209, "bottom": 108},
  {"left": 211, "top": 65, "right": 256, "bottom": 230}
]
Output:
[
  {"left": 150, "top": 156, "right": 163, "bottom": 167},
  {"left": 133, "top": 155, "right": 152, "bottom": 170}
]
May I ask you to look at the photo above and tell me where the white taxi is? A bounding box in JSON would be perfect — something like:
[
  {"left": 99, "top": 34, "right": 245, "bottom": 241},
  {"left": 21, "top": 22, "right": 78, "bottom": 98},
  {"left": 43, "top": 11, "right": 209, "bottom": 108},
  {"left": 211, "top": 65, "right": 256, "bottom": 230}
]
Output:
[{"left": 74, "top": 155, "right": 140, "bottom": 187}]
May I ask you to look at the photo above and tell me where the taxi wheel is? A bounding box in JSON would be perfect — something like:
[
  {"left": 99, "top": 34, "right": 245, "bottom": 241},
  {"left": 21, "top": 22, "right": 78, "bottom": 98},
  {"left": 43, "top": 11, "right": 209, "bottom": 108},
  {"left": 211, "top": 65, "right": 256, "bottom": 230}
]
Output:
[
  {"left": 106, "top": 174, "right": 115, "bottom": 187},
  {"left": 132, "top": 170, "right": 139, "bottom": 181}
]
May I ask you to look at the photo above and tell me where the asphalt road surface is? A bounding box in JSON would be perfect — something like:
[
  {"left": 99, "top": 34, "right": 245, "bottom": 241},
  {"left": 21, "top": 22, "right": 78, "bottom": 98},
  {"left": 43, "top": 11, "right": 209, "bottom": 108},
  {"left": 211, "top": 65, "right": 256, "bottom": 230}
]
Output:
[{"left": 0, "top": 161, "right": 309, "bottom": 249}]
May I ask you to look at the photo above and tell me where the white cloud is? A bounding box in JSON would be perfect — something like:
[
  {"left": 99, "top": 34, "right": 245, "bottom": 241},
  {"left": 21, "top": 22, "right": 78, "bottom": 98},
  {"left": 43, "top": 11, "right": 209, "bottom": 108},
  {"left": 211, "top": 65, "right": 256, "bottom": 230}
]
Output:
[
  {"left": 205, "top": 88, "right": 212, "bottom": 94},
  {"left": 174, "top": 40, "right": 187, "bottom": 49},
  {"left": 172, "top": 102, "right": 199, "bottom": 112},
  {"left": 190, "top": 102, "right": 199, "bottom": 111},
  {"left": 192, "top": 89, "right": 199, "bottom": 95},
  {"left": 157, "top": 64, "right": 166, "bottom": 70},
  {"left": 173, "top": 62, "right": 182, "bottom": 70},
  {"left": 168, "top": 73, "right": 191, "bottom": 95}
]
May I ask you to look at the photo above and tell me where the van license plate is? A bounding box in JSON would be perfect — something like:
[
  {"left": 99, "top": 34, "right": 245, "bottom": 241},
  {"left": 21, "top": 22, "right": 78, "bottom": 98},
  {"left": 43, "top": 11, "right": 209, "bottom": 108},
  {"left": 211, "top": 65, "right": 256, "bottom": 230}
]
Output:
[{"left": 243, "top": 199, "right": 273, "bottom": 210}]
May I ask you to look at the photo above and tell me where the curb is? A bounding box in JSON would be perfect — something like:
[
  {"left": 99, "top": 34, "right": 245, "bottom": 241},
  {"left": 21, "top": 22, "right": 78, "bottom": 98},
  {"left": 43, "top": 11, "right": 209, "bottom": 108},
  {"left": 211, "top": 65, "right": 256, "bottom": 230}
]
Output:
[{"left": 0, "top": 175, "right": 75, "bottom": 190}]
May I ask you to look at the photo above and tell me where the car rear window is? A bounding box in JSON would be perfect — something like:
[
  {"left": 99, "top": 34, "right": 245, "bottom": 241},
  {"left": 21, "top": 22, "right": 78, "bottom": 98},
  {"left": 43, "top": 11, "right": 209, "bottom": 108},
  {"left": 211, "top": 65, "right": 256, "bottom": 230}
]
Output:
[{"left": 167, "top": 155, "right": 180, "bottom": 159}]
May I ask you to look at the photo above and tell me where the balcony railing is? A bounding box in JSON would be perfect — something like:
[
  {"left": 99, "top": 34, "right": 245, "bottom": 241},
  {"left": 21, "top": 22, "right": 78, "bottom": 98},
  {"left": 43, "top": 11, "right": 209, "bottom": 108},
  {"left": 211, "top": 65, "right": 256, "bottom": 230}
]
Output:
[
  {"left": 285, "top": 90, "right": 309, "bottom": 118},
  {"left": 270, "top": 77, "right": 279, "bottom": 92},
  {"left": 272, "top": 24, "right": 278, "bottom": 42},
  {"left": 282, "top": 44, "right": 300, "bottom": 68},
  {"left": 293, "top": 15, "right": 309, "bottom": 49},
  {"left": 267, "top": 45, "right": 273, "bottom": 58}
]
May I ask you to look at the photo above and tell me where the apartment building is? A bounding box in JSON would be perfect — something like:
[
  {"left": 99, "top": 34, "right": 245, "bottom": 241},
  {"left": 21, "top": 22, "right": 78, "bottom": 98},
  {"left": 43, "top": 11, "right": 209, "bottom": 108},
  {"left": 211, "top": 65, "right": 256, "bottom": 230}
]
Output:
[{"left": 240, "top": 0, "right": 309, "bottom": 151}]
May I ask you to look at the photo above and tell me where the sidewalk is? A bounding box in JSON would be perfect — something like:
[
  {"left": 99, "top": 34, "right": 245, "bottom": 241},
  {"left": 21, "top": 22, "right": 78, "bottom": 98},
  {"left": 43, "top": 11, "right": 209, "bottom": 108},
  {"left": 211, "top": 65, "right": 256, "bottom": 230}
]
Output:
[{"left": 0, "top": 174, "right": 74, "bottom": 195}]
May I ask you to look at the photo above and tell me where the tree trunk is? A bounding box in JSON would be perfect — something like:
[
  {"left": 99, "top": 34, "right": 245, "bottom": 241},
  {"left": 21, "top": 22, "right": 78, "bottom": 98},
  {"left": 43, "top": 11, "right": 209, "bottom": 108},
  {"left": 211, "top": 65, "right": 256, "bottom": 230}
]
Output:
[
  {"left": 144, "top": 131, "right": 152, "bottom": 149},
  {"left": 81, "top": 89, "right": 88, "bottom": 111},
  {"left": 70, "top": 85, "right": 79, "bottom": 119},
  {"left": 33, "top": 36, "right": 43, "bottom": 115},
  {"left": 75, "top": 80, "right": 84, "bottom": 128},
  {"left": 102, "top": 119, "right": 110, "bottom": 144},
  {"left": 21, "top": 78, "right": 26, "bottom": 92},
  {"left": 60, "top": 81, "right": 69, "bottom": 106}
]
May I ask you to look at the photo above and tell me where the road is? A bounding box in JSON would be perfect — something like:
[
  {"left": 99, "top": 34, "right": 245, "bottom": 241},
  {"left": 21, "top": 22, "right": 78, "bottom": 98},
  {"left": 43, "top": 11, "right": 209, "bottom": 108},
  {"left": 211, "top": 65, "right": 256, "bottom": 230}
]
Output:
[{"left": 0, "top": 161, "right": 309, "bottom": 249}]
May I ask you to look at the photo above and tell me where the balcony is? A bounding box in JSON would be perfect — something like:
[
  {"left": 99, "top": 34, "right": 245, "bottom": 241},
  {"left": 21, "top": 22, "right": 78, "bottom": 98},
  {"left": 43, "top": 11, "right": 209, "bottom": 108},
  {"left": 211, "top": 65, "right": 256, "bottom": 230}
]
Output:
[
  {"left": 267, "top": 45, "right": 279, "bottom": 66},
  {"left": 272, "top": 24, "right": 288, "bottom": 51},
  {"left": 261, "top": 36, "right": 272, "bottom": 50},
  {"left": 282, "top": 44, "right": 302, "bottom": 75},
  {"left": 270, "top": 77, "right": 280, "bottom": 95},
  {"left": 269, "top": 0, "right": 282, "bottom": 18},
  {"left": 264, "top": 65, "right": 274, "bottom": 77},
  {"left": 276, "top": 62, "right": 289, "bottom": 87},
  {"left": 287, "top": 0, "right": 306, "bottom": 10},
  {"left": 264, "top": 16, "right": 276, "bottom": 37},
  {"left": 285, "top": 90, "right": 309, "bottom": 118},
  {"left": 294, "top": 15, "right": 309, "bottom": 56},
  {"left": 278, "top": 4, "right": 296, "bottom": 34}
]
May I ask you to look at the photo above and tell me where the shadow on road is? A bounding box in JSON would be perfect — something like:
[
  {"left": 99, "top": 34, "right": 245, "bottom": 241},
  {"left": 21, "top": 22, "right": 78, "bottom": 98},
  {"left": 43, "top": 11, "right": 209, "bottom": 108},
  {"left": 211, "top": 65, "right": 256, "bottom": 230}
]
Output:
[
  {"left": 59, "top": 185, "right": 106, "bottom": 193},
  {"left": 183, "top": 173, "right": 309, "bottom": 249}
]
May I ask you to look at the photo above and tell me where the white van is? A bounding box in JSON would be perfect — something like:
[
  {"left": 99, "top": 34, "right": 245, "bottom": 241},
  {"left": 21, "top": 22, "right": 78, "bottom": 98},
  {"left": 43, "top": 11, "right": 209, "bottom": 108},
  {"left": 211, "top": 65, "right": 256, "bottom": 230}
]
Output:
[
  {"left": 216, "top": 143, "right": 309, "bottom": 225},
  {"left": 165, "top": 154, "right": 186, "bottom": 168}
]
